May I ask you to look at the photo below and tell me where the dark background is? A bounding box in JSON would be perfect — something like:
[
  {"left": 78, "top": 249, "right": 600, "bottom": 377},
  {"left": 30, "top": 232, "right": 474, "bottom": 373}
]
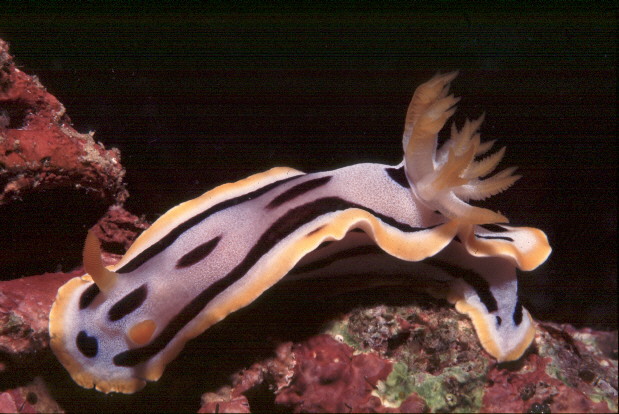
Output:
[{"left": 1, "top": 4, "right": 616, "bottom": 328}]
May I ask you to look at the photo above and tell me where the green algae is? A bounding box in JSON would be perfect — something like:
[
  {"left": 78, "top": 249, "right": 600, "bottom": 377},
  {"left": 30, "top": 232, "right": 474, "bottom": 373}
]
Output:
[{"left": 376, "top": 361, "right": 486, "bottom": 412}]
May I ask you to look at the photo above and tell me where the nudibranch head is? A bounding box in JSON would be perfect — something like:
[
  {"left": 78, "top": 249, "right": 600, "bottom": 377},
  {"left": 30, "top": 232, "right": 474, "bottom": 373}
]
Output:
[
  {"left": 49, "top": 231, "right": 161, "bottom": 393},
  {"left": 403, "top": 72, "right": 521, "bottom": 225}
]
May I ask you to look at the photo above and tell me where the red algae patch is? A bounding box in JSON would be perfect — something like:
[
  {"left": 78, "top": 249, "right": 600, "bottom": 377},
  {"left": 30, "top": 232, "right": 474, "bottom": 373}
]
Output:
[
  {"left": 0, "top": 271, "right": 78, "bottom": 354},
  {"left": 275, "top": 334, "right": 394, "bottom": 413},
  {"left": 0, "top": 39, "right": 126, "bottom": 206},
  {"left": 0, "top": 39, "right": 128, "bottom": 278}
]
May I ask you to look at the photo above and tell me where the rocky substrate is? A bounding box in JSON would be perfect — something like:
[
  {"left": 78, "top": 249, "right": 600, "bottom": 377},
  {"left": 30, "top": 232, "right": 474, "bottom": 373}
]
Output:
[
  {"left": 0, "top": 38, "right": 616, "bottom": 413},
  {"left": 0, "top": 38, "right": 129, "bottom": 279}
]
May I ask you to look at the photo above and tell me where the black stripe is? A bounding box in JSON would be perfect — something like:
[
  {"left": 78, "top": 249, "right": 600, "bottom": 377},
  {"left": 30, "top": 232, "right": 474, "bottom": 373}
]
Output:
[
  {"left": 176, "top": 236, "right": 221, "bottom": 269},
  {"left": 425, "top": 258, "right": 498, "bottom": 313},
  {"left": 479, "top": 224, "right": 509, "bottom": 233},
  {"left": 475, "top": 234, "right": 514, "bottom": 242},
  {"left": 79, "top": 283, "right": 100, "bottom": 310},
  {"left": 266, "top": 176, "right": 332, "bottom": 209},
  {"left": 316, "top": 240, "right": 334, "bottom": 249},
  {"left": 293, "top": 245, "right": 504, "bottom": 320},
  {"left": 385, "top": 166, "right": 410, "bottom": 189},
  {"left": 292, "top": 247, "right": 502, "bottom": 318},
  {"left": 116, "top": 174, "right": 302, "bottom": 274},
  {"left": 108, "top": 284, "right": 148, "bottom": 322},
  {"left": 113, "top": 197, "right": 440, "bottom": 367},
  {"left": 455, "top": 270, "right": 498, "bottom": 313}
]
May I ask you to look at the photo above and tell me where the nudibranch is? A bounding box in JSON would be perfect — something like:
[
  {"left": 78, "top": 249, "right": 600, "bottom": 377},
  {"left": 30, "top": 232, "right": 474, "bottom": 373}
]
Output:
[{"left": 49, "top": 72, "right": 551, "bottom": 394}]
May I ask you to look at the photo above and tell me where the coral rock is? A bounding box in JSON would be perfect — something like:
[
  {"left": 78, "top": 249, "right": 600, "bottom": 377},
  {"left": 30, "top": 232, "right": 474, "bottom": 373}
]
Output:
[
  {"left": 198, "top": 387, "right": 251, "bottom": 414},
  {"left": 0, "top": 271, "right": 77, "bottom": 354},
  {"left": 0, "top": 38, "right": 129, "bottom": 278},
  {"left": 195, "top": 288, "right": 616, "bottom": 413},
  {"left": 275, "top": 334, "right": 393, "bottom": 413},
  {"left": 90, "top": 205, "right": 150, "bottom": 254},
  {"left": 0, "top": 377, "right": 62, "bottom": 414}
]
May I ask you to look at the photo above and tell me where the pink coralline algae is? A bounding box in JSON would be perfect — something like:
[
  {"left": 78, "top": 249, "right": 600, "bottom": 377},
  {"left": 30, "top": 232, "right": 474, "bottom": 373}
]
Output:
[
  {"left": 195, "top": 300, "right": 616, "bottom": 413},
  {"left": 0, "top": 271, "right": 77, "bottom": 354},
  {"left": 0, "top": 38, "right": 129, "bottom": 278},
  {"left": 198, "top": 341, "right": 296, "bottom": 413},
  {"left": 0, "top": 377, "right": 62, "bottom": 413},
  {"left": 90, "top": 205, "right": 150, "bottom": 254},
  {"left": 481, "top": 322, "right": 618, "bottom": 413},
  {"left": 0, "top": 39, "right": 126, "bottom": 206},
  {"left": 0, "top": 242, "right": 122, "bottom": 357},
  {"left": 275, "top": 334, "right": 394, "bottom": 413},
  {"left": 483, "top": 351, "right": 614, "bottom": 413}
]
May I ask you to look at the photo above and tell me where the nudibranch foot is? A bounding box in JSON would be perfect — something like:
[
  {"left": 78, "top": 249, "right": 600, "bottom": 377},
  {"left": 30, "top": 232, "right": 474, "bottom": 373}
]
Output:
[{"left": 49, "top": 74, "right": 551, "bottom": 394}]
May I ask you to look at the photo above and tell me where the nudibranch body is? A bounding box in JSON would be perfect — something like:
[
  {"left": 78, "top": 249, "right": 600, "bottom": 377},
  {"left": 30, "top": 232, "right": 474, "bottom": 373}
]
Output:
[{"left": 49, "top": 73, "right": 551, "bottom": 394}]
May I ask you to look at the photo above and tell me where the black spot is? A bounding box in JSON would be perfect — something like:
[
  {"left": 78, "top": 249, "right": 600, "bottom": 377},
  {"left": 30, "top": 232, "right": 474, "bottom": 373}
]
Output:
[
  {"left": 496, "top": 316, "right": 502, "bottom": 326},
  {"left": 513, "top": 299, "right": 523, "bottom": 326},
  {"left": 578, "top": 368, "right": 595, "bottom": 383},
  {"left": 385, "top": 166, "right": 409, "bottom": 188},
  {"left": 113, "top": 197, "right": 444, "bottom": 367},
  {"left": 266, "top": 176, "right": 332, "bottom": 209},
  {"left": 76, "top": 331, "right": 98, "bottom": 358},
  {"left": 116, "top": 174, "right": 302, "bottom": 274},
  {"left": 387, "top": 330, "right": 411, "bottom": 351},
  {"left": 176, "top": 236, "right": 221, "bottom": 269},
  {"left": 108, "top": 284, "right": 148, "bottom": 322},
  {"left": 79, "top": 283, "right": 100, "bottom": 309},
  {"left": 26, "top": 391, "right": 38, "bottom": 405}
]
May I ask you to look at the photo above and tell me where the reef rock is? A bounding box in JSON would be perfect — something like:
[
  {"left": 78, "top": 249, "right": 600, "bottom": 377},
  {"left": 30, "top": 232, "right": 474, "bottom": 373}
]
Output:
[
  {"left": 196, "top": 298, "right": 618, "bottom": 413},
  {"left": 0, "top": 38, "right": 128, "bottom": 278}
]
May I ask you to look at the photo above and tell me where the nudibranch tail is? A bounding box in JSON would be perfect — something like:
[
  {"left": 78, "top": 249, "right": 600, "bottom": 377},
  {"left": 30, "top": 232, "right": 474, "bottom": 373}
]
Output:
[
  {"left": 459, "top": 223, "right": 552, "bottom": 271},
  {"left": 403, "top": 72, "right": 520, "bottom": 225},
  {"left": 83, "top": 230, "right": 118, "bottom": 293}
]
